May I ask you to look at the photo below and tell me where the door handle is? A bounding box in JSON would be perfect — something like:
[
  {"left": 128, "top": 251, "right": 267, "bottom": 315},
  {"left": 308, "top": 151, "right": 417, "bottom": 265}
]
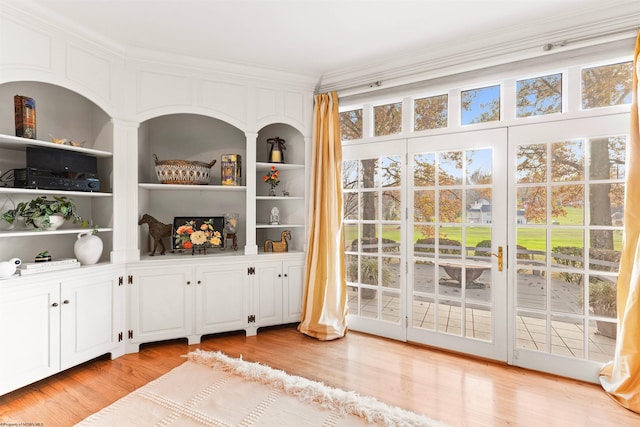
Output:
[{"left": 491, "top": 246, "right": 503, "bottom": 272}]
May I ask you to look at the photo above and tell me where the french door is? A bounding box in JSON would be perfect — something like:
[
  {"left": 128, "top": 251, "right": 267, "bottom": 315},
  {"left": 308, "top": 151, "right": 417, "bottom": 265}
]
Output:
[
  {"left": 343, "top": 140, "right": 407, "bottom": 340},
  {"left": 343, "top": 116, "right": 627, "bottom": 382},
  {"left": 508, "top": 115, "right": 627, "bottom": 382},
  {"left": 406, "top": 129, "right": 508, "bottom": 360},
  {"left": 342, "top": 128, "right": 508, "bottom": 359}
]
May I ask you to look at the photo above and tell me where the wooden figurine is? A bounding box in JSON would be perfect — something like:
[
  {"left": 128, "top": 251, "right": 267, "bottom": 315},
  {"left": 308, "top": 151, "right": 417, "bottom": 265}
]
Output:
[
  {"left": 138, "top": 213, "right": 172, "bottom": 256},
  {"left": 265, "top": 230, "right": 291, "bottom": 253}
]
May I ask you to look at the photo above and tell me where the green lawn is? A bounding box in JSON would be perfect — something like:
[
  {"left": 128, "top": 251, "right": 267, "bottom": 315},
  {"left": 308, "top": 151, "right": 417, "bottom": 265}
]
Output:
[{"left": 345, "top": 207, "right": 622, "bottom": 252}]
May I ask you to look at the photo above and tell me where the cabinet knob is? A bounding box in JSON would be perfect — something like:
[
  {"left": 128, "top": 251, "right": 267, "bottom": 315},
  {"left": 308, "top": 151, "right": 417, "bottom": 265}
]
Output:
[
  {"left": 278, "top": 274, "right": 282, "bottom": 277},
  {"left": 186, "top": 281, "right": 191, "bottom": 285},
  {"left": 197, "top": 280, "right": 201, "bottom": 284},
  {"left": 51, "top": 302, "right": 59, "bottom": 307},
  {"left": 63, "top": 300, "right": 70, "bottom": 304},
  {"left": 284, "top": 274, "right": 288, "bottom": 277}
]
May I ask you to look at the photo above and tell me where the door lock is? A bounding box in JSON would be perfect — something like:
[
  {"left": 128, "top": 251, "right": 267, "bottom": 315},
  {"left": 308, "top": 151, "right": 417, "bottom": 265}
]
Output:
[{"left": 491, "top": 246, "right": 503, "bottom": 272}]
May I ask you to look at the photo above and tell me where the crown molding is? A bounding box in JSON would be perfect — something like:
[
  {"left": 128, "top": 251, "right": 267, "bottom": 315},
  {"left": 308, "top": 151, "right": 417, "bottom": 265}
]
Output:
[{"left": 0, "top": 0, "right": 317, "bottom": 91}]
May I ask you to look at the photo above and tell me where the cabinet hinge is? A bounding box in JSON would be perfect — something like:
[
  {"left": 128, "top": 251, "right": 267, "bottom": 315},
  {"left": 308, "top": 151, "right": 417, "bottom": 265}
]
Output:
[
  {"left": 248, "top": 314, "right": 256, "bottom": 323},
  {"left": 248, "top": 267, "right": 255, "bottom": 275},
  {"left": 128, "top": 275, "right": 133, "bottom": 285},
  {"left": 118, "top": 332, "right": 123, "bottom": 342},
  {"left": 128, "top": 330, "right": 133, "bottom": 339},
  {"left": 118, "top": 276, "right": 124, "bottom": 286}
]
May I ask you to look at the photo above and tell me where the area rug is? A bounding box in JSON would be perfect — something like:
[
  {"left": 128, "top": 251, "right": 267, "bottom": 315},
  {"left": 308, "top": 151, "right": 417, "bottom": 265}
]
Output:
[{"left": 76, "top": 349, "right": 446, "bottom": 427}]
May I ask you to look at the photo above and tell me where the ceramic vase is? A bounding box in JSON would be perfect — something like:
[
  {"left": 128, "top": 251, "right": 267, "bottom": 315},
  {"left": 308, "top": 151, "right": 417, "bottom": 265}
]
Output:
[{"left": 74, "top": 231, "right": 103, "bottom": 265}]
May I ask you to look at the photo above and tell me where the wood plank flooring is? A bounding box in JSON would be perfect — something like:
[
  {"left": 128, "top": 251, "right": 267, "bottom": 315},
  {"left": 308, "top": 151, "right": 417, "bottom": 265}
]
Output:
[{"left": 1, "top": 324, "right": 638, "bottom": 426}]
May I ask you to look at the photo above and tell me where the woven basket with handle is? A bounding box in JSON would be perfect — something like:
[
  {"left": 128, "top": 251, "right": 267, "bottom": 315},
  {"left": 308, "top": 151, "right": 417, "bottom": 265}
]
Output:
[{"left": 154, "top": 154, "right": 216, "bottom": 185}]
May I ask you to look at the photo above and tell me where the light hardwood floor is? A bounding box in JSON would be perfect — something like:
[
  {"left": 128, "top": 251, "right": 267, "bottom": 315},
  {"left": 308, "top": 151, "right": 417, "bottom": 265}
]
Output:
[{"left": 1, "top": 324, "right": 638, "bottom": 426}]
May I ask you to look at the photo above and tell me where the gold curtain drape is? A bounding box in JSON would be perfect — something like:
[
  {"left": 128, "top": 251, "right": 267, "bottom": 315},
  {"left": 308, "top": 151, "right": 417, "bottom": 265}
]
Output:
[
  {"left": 297, "top": 91, "right": 348, "bottom": 340},
  {"left": 599, "top": 30, "right": 640, "bottom": 412}
]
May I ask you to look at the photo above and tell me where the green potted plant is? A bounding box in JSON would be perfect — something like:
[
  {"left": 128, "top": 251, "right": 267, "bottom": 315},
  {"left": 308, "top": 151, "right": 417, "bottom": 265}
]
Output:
[
  {"left": 589, "top": 280, "right": 617, "bottom": 339},
  {"left": 1, "top": 195, "right": 87, "bottom": 230}
]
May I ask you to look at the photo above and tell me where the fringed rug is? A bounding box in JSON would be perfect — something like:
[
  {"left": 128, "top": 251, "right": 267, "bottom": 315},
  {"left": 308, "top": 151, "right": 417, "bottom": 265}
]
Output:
[{"left": 76, "top": 349, "right": 446, "bottom": 427}]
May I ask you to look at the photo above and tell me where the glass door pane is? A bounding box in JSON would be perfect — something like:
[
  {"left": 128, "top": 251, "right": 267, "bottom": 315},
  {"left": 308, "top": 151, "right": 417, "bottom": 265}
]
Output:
[
  {"left": 408, "top": 128, "right": 508, "bottom": 361},
  {"left": 509, "top": 115, "right": 628, "bottom": 382},
  {"left": 342, "top": 141, "right": 406, "bottom": 341}
]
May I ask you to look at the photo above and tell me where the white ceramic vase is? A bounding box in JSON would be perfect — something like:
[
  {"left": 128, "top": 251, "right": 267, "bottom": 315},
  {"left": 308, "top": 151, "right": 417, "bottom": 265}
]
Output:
[{"left": 74, "top": 231, "right": 103, "bottom": 265}]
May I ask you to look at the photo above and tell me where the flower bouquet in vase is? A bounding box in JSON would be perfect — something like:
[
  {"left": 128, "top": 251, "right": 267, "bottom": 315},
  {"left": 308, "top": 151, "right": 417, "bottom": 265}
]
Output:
[{"left": 263, "top": 166, "right": 280, "bottom": 196}]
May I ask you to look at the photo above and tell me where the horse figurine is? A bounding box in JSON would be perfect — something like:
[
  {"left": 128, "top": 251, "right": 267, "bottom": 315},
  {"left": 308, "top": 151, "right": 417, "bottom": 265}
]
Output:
[
  {"left": 265, "top": 230, "right": 291, "bottom": 253},
  {"left": 138, "top": 213, "right": 173, "bottom": 256}
]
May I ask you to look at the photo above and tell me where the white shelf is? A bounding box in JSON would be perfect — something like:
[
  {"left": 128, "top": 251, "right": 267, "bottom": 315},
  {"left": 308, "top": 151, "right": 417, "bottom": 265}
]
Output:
[
  {"left": 256, "top": 196, "right": 304, "bottom": 201},
  {"left": 0, "top": 187, "right": 112, "bottom": 197},
  {"left": 256, "top": 162, "right": 304, "bottom": 171},
  {"left": 0, "top": 227, "right": 113, "bottom": 238},
  {"left": 256, "top": 223, "right": 305, "bottom": 228},
  {"left": 0, "top": 134, "right": 112, "bottom": 158},
  {"left": 139, "top": 183, "right": 247, "bottom": 191}
]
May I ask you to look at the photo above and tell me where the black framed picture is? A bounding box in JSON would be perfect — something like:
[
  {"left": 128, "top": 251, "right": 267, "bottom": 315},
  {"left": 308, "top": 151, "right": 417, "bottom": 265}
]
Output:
[{"left": 172, "top": 216, "right": 225, "bottom": 251}]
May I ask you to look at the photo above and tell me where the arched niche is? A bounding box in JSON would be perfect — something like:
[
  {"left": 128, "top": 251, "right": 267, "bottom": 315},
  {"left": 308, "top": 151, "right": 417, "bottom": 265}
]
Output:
[
  {"left": 137, "top": 113, "right": 248, "bottom": 254},
  {"left": 256, "top": 122, "right": 305, "bottom": 165},
  {"left": 0, "top": 81, "right": 112, "bottom": 153},
  {"left": 138, "top": 113, "right": 245, "bottom": 185}
]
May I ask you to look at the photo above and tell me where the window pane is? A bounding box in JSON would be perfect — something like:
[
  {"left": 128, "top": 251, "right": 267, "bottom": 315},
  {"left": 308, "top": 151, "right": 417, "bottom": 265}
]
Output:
[
  {"left": 414, "top": 190, "right": 435, "bottom": 222},
  {"left": 517, "top": 186, "right": 547, "bottom": 224},
  {"left": 582, "top": 61, "right": 633, "bottom": 109},
  {"left": 551, "top": 140, "right": 584, "bottom": 182},
  {"left": 467, "top": 148, "right": 492, "bottom": 185},
  {"left": 414, "top": 94, "right": 448, "bottom": 130},
  {"left": 374, "top": 102, "right": 402, "bottom": 136},
  {"left": 438, "top": 152, "right": 463, "bottom": 185},
  {"left": 516, "top": 73, "right": 562, "bottom": 117},
  {"left": 461, "top": 85, "right": 500, "bottom": 125},
  {"left": 381, "top": 156, "right": 401, "bottom": 187},
  {"left": 551, "top": 185, "right": 584, "bottom": 225},
  {"left": 342, "top": 160, "right": 359, "bottom": 189},
  {"left": 517, "top": 143, "right": 547, "bottom": 183},
  {"left": 414, "top": 153, "right": 436, "bottom": 186},
  {"left": 589, "top": 136, "right": 626, "bottom": 181},
  {"left": 340, "top": 109, "right": 363, "bottom": 140},
  {"left": 360, "top": 159, "right": 379, "bottom": 188}
]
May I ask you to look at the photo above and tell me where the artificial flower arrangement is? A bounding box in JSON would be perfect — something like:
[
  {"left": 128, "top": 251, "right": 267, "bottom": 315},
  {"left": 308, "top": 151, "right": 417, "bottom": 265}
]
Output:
[
  {"left": 263, "top": 166, "right": 280, "bottom": 195},
  {"left": 174, "top": 218, "right": 222, "bottom": 254}
]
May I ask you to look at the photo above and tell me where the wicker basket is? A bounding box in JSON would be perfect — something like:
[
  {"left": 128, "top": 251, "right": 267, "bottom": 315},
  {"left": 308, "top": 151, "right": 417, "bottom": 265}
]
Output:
[{"left": 154, "top": 154, "right": 217, "bottom": 185}]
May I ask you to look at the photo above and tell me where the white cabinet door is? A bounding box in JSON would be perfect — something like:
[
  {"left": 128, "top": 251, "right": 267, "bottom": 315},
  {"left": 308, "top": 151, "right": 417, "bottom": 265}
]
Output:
[
  {"left": 283, "top": 259, "right": 305, "bottom": 323},
  {"left": 0, "top": 281, "right": 60, "bottom": 396},
  {"left": 128, "top": 266, "right": 193, "bottom": 347},
  {"left": 60, "top": 273, "right": 119, "bottom": 370},
  {"left": 252, "top": 261, "right": 283, "bottom": 328},
  {"left": 195, "top": 263, "right": 248, "bottom": 335}
]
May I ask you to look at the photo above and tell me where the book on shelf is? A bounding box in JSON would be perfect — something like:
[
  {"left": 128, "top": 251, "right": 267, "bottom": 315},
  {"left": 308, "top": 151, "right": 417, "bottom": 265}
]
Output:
[
  {"left": 18, "top": 259, "right": 80, "bottom": 275},
  {"left": 21, "top": 258, "right": 78, "bottom": 269},
  {"left": 14, "top": 95, "right": 36, "bottom": 139}
]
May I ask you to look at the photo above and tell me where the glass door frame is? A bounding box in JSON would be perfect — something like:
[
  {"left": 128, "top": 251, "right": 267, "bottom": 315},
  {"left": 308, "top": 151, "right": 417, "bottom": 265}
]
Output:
[
  {"left": 507, "top": 114, "right": 629, "bottom": 383},
  {"left": 342, "top": 139, "right": 407, "bottom": 341},
  {"left": 406, "top": 128, "right": 509, "bottom": 361}
]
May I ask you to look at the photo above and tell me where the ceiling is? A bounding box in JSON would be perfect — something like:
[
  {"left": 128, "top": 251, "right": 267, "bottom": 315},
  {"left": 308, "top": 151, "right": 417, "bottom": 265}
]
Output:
[{"left": 12, "top": 1, "right": 640, "bottom": 88}]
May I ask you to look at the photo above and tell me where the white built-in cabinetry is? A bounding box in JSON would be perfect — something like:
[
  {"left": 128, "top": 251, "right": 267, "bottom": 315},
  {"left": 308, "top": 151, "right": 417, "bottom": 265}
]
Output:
[
  {"left": 0, "top": 2, "right": 312, "bottom": 397},
  {"left": 126, "top": 254, "right": 304, "bottom": 352},
  {"left": 0, "top": 266, "right": 123, "bottom": 396}
]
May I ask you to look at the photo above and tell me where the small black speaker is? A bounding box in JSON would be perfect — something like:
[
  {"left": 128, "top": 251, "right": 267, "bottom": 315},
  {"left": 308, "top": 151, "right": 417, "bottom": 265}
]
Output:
[{"left": 26, "top": 146, "right": 97, "bottom": 174}]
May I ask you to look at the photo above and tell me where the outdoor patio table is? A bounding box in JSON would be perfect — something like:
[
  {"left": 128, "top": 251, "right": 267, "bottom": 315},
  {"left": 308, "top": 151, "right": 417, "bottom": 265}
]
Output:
[{"left": 439, "top": 260, "right": 491, "bottom": 287}]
